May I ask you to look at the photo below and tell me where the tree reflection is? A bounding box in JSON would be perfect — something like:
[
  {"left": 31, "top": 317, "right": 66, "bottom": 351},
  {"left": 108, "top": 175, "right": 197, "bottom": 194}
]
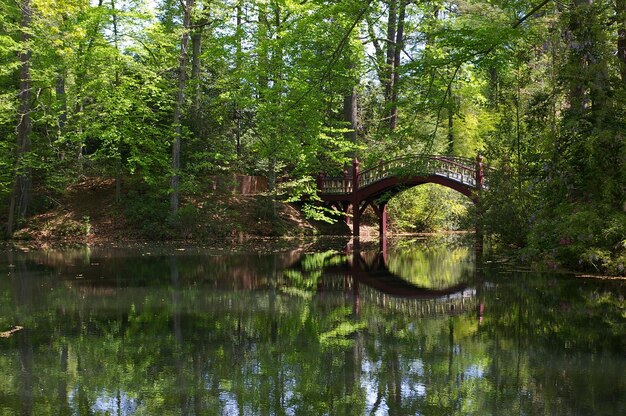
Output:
[{"left": 0, "top": 243, "right": 624, "bottom": 415}]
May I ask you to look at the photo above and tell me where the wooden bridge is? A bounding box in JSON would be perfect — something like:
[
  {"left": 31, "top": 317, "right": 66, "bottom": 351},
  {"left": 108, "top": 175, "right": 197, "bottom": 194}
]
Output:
[{"left": 316, "top": 154, "right": 486, "bottom": 238}]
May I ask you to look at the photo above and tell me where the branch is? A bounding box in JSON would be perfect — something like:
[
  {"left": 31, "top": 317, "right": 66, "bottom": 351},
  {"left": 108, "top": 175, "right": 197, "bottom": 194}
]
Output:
[
  {"left": 188, "top": 19, "right": 216, "bottom": 29},
  {"left": 402, "top": 48, "right": 415, "bottom": 62},
  {"left": 123, "top": 34, "right": 159, "bottom": 65},
  {"left": 286, "top": 0, "right": 375, "bottom": 111},
  {"left": 479, "top": 0, "right": 554, "bottom": 57},
  {"left": 424, "top": 0, "right": 554, "bottom": 141},
  {"left": 431, "top": 64, "right": 461, "bottom": 141},
  {"left": 512, "top": 0, "right": 552, "bottom": 29}
]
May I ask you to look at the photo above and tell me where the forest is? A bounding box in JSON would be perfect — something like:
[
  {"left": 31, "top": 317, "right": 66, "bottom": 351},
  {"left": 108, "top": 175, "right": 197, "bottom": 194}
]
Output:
[{"left": 0, "top": 0, "right": 625, "bottom": 273}]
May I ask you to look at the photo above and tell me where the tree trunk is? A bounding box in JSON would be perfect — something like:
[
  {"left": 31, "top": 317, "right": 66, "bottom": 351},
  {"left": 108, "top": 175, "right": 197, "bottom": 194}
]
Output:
[
  {"left": 566, "top": 0, "right": 608, "bottom": 122},
  {"left": 190, "top": 25, "right": 204, "bottom": 141},
  {"left": 447, "top": 95, "right": 454, "bottom": 154},
  {"left": 257, "top": 4, "right": 268, "bottom": 101},
  {"left": 191, "top": 29, "right": 202, "bottom": 118},
  {"left": 235, "top": 3, "right": 243, "bottom": 158},
  {"left": 488, "top": 66, "right": 498, "bottom": 108},
  {"left": 389, "top": 0, "right": 406, "bottom": 130},
  {"left": 384, "top": 0, "right": 397, "bottom": 106},
  {"left": 170, "top": 0, "right": 194, "bottom": 218},
  {"left": 343, "top": 88, "right": 358, "bottom": 144},
  {"left": 56, "top": 73, "right": 66, "bottom": 132},
  {"left": 268, "top": 5, "right": 284, "bottom": 220},
  {"left": 111, "top": 0, "right": 123, "bottom": 203},
  {"left": 73, "top": 0, "right": 104, "bottom": 174},
  {"left": 616, "top": 0, "right": 626, "bottom": 82},
  {"left": 566, "top": 0, "right": 593, "bottom": 118},
  {"left": 343, "top": 51, "right": 358, "bottom": 147},
  {"left": 7, "top": 0, "right": 33, "bottom": 237},
  {"left": 366, "top": 17, "right": 385, "bottom": 83}
]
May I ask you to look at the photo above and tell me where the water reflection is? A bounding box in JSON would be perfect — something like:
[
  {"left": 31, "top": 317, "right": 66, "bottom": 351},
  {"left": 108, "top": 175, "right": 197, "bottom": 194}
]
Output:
[
  {"left": 0, "top": 239, "right": 625, "bottom": 415},
  {"left": 385, "top": 238, "right": 475, "bottom": 289}
]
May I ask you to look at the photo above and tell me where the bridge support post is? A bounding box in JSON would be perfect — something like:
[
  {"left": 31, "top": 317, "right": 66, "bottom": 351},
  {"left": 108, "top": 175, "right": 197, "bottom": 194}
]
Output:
[
  {"left": 352, "top": 203, "right": 361, "bottom": 238},
  {"left": 378, "top": 203, "right": 387, "bottom": 241},
  {"left": 475, "top": 153, "right": 484, "bottom": 253},
  {"left": 351, "top": 159, "right": 360, "bottom": 238}
]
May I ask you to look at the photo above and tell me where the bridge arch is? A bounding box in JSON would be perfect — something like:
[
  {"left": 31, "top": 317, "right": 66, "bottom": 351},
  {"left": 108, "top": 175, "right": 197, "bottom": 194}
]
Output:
[{"left": 317, "top": 155, "right": 486, "bottom": 238}]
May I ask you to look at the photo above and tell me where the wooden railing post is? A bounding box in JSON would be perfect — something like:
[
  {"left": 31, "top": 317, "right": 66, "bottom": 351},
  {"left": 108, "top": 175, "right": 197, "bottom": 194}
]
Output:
[
  {"left": 316, "top": 172, "right": 324, "bottom": 192},
  {"left": 475, "top": 153, "right": 484, "bottom": 189}
]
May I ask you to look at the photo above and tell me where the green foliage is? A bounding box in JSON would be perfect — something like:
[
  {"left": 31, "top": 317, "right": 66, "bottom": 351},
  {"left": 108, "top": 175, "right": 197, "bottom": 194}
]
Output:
[
  {"left": 388, "top": 184, "right": 472, "bottom": 232},
  {"left": 525, "top": 201, "right": 626, "bottom": 272},
  {"left": 124, "top": 188, "right": 171, "bottom": 239},
  {"left": 173, "top": 203, "right": 200, "bottom": 236},
  {"left": 478, "top": 167, "right": 534, "bottom": 247}
]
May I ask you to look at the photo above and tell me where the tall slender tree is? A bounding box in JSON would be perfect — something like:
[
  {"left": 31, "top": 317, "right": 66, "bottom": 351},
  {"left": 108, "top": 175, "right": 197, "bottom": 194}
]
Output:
[
  {"left": 170, "top": 0, "right": 195, "bottom": 217},
  {"left": 6, "top": 0, "right": 33, "bottom": 236},
  {"left": 617, "top": 0, "right": 626, "bottom": 82}
]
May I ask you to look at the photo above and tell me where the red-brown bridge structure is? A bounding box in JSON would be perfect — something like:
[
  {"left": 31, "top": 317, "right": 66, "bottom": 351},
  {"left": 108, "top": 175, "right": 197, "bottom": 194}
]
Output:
[{"left": 316, "top": 154, "right": 486, "bottom": 238}]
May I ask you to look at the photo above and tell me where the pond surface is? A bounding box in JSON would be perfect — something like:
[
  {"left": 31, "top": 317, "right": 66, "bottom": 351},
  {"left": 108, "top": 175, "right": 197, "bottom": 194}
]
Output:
[{"left": 0, "top": 237, "right": 625, "bottom": 415}]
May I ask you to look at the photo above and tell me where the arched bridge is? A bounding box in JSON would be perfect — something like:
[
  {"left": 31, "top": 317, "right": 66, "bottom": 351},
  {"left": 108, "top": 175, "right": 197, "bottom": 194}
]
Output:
[{"left": 316, "top": 154, "right": 486, "bottom": 238}]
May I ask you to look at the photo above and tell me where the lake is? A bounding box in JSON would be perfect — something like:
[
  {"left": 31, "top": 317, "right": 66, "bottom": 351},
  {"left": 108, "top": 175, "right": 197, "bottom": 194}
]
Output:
[{"left": 0, "top": 236, "right": 624, "bottom": 415}]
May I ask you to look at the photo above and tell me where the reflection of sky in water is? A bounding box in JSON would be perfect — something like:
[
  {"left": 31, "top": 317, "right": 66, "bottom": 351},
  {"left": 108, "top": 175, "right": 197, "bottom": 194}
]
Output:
[
  {"left": 69, "top": 389, "right": 137, "bottom": 416},
  {"left": 283, "top": 375, "right": 296, "bottom": 415},
  {"left": 409, "top": 359, "right": 424, "bottom": 376},
  {"left": 220, "top": 391, "right": 239, "bottom": 415},
  {"left": 402, "top": 380, "right": 426, "bottom": 398},
  {"left": 362, "top": 357, "right": 428, "bottom": 414},
  {"left": 464, "top": 364, "right": 484, "bottom": 379},
  {"left": 67, "top": 357, "right": 492, "bottom": 416},
  {"left": 363, "top": 359, "right": 386, "bottom": 414}
]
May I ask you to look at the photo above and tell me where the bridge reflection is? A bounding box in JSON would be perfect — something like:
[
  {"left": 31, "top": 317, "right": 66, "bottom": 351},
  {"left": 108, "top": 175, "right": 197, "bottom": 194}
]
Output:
[
  {"left": 292, "top": 241, "right": 480, "bottom": 318},
  {"left": 18, "top": 242, "right": 481, "bottom": 319}
]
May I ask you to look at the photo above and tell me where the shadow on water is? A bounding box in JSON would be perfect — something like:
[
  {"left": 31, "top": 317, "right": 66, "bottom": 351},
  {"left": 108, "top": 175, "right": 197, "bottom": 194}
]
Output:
[{"left": 0, "top": 237, "right": 625, "bottom": 415}]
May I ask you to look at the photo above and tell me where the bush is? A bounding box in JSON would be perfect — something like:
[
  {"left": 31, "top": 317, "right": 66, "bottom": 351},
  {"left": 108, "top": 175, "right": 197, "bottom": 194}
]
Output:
[
  {"left": 174, "top": 204, "right": 200, "bottom": 238},
  {"left": 124, "top": 189, "right": 171, "bottom": 239},
  {"left": 527, "top": 201, "right": 626, "bottom": 273}
]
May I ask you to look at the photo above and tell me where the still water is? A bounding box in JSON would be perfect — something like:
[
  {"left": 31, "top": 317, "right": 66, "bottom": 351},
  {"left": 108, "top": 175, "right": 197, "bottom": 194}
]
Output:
[{"left": 0, "top": 237, "right": 625, "bottom": 415}]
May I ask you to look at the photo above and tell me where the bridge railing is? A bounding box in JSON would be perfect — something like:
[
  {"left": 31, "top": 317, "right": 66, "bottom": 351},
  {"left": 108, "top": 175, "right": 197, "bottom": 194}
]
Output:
[
  {"left": 427, "top": 156, "right": 477, "bottom": 187},
  {"left": 318, "top": 154, "right": 484, "bottom": 195},
  {"left": 359, "top": 155, "right": 477, "bottom": 188},
  {"left": 318, "top": 176, "right": 353, "bottom": 194}
]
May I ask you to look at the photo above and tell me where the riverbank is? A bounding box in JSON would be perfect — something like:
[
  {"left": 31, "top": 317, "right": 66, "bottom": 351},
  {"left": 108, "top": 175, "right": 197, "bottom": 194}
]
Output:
[
  {"left": 6, "top": 177, "right": 349, "bottom": 247},
  {"left": 6, "top": 177, "right": 624, "bottom": 278}
]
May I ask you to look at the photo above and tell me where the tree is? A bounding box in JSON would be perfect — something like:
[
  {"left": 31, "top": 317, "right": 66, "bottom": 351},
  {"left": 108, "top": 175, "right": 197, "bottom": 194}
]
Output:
[
  {"left": 170, "top": 0, "right": 195, "bottom": 217},
  {"left": 6, "top": 0, "right": 33, "bottom": 237}
]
